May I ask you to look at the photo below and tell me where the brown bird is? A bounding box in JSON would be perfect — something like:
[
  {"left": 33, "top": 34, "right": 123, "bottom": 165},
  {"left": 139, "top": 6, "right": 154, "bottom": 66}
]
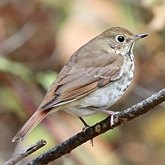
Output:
[{"left": 12, "top": 27, "right": 148, "bottom": 142}]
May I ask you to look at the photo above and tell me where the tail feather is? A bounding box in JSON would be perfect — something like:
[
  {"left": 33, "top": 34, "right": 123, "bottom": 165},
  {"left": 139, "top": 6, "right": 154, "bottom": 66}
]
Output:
[{"left": 12, "top": 109, "right": 50, "bottom": 142}]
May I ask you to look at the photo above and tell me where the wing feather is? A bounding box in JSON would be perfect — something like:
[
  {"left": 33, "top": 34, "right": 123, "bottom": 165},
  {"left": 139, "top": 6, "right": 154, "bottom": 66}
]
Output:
[{"left": 40, "top": 52, "right": 124, "bottom": 110}]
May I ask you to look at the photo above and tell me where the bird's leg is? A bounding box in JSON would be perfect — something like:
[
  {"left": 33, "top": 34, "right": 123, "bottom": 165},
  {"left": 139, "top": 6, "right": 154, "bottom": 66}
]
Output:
[
  {"left": 79, "top": 117, "right": 89, "bottom": 128},
  {"left": 78, "top": 117, "right": 94, "bottom": 146},
  {"left": 91, "top": 108, "right": 119, "bottom": 126},
  {"left": 110, "top": 112, "right": 119, "bottom": 126}
]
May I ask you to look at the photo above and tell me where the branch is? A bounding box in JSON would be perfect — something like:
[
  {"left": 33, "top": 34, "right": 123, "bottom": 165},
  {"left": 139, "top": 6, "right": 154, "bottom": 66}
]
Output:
[
  {"left": 5, "top": 140, "right": 46, "bottom": 165},
  {"left": 24, "top": 88, "right": 165, "bottom": 165}
]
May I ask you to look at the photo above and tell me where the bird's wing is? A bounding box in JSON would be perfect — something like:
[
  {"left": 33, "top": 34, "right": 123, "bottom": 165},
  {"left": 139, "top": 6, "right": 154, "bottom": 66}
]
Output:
[
  {"left": 12, "top": 52, "right": 124, "bottom": 142},
  {"left": 39, "top": 53, "right": 124, "bottom": 110}
]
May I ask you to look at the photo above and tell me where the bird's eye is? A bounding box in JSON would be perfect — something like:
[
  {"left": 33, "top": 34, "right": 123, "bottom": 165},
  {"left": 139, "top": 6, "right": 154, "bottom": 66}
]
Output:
[{"left": 116, "top": 35, "right": 125, "bottom": 42}]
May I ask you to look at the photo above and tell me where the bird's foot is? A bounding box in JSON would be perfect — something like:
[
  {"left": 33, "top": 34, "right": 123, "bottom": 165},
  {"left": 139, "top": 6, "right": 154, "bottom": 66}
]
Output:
[
  {"left": 110, "top": 111, "right": 119, "bottom": 127},
  {"left": 90, "top": 108, "right": 119, "bottom": 127},
  {"left": 79, "top": 117, "right": 94, "bottom": 146}
]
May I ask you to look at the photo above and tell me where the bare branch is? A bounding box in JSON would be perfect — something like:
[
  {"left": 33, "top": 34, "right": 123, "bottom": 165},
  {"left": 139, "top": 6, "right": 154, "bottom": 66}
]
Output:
[
  {"left": 4, "top": 139, "right": 46, "bottom": 165},
  {"left": 24, "top": 88, "right": 165, "bottom": 165}
]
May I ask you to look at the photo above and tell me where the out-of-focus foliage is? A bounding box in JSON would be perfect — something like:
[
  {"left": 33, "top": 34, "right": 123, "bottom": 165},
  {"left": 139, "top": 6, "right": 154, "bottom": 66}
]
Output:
[{"left": 0, "top": 0, "right": 165, "bottom": 164}]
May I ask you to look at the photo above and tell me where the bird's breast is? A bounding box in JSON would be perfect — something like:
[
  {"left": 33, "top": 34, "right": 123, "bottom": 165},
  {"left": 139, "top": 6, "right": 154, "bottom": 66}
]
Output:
[{"left": 79, "top": 56, "right": 134, "bottom": 108}]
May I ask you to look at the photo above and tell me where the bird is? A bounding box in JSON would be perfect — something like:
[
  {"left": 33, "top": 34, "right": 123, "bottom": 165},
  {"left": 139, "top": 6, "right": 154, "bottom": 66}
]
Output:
[{"left": 12, "top": 27, "right": 148, "bottom": 142}]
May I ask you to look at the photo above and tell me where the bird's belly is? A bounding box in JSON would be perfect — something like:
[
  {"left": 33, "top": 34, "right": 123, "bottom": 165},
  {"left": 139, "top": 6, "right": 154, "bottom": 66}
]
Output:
[
  {"left": 80, "top": 76, "right": 132, "bottom": 108},
  {"left": 64, "top": 59, "right": 134, "bottom": 117},
  {"left": 65, "top": 74, "right": 133, "bottom": 117}
]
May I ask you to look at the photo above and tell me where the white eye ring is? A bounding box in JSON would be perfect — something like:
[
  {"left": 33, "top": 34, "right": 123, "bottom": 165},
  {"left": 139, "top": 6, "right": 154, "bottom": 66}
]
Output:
[{"left": 116, "top": 35, "right": 125, "bottom": 42}]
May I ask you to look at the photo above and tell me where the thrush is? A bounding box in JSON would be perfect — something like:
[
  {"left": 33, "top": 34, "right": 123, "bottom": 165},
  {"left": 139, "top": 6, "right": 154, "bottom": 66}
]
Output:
[{"left": 12, "top": 27, "right": 148, "bottom": 142}]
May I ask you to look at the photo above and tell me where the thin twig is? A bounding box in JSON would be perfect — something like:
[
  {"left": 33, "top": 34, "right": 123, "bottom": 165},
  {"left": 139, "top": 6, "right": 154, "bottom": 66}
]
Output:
[
  {"left": 24, "top": 88, "right": 165, "bottom": 165},
  {"left": 4, "top": 139, "right": 46, "bottom": 165}
]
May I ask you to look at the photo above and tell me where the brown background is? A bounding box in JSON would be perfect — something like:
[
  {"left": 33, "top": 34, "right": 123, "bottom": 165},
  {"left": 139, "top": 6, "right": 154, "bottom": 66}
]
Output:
[{"left": 0, "top": 0, "right": 165, "bottom": 164}]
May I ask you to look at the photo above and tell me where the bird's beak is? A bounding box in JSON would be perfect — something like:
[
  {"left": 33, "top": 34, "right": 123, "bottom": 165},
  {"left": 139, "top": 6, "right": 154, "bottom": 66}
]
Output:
[{"left": 135, "top": 33, "right": 148, "bottom": 40}]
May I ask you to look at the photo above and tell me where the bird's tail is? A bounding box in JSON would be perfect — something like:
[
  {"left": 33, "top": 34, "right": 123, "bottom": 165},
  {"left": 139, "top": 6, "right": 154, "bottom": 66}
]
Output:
[{"left": 12, "top": 109, "right": 50, "bottom": 142}]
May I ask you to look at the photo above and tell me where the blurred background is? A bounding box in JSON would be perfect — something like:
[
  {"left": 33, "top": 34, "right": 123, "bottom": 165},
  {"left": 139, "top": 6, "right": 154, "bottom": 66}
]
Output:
[{"left": 0, "top": 0, "right": 165, "bottom": 164}]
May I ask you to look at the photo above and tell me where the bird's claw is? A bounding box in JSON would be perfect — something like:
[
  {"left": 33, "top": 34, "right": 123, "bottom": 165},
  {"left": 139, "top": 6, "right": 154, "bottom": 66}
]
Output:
[{"left": 110, "top": 112, "right": 119, "bottom": 127}]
